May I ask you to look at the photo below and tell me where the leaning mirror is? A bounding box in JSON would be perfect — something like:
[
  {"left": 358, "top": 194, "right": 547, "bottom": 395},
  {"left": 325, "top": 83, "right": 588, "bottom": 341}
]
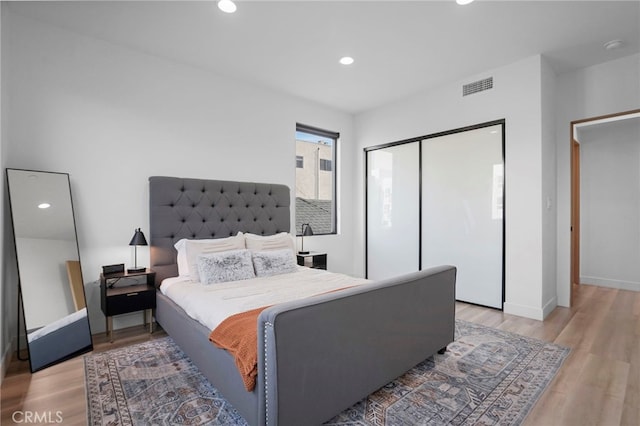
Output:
[{"left": 6, "top": 169, "right": 92, "bottom": 372}]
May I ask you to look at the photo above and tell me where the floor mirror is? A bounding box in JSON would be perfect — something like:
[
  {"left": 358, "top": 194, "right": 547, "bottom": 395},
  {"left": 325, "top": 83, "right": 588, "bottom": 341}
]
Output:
[{"left": 6, "top": 168, "right": 93, "bottom": 372}]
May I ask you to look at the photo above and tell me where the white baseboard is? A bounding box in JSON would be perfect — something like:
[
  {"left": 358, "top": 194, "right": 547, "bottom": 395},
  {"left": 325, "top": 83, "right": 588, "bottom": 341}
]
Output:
[
  {"left": 580, "top": 276, "right": 640, "bottom": 292},
  {"left": 503, "top": 301, "right": 545, "bottom": 321},
  {"left": 542, "top": 296, "right": 557, "bottom": 319}
]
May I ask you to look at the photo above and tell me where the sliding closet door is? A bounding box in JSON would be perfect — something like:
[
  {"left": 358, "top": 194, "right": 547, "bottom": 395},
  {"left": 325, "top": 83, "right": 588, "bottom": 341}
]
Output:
[
  {"left": 421, "top": 125, "right": 503, "bottom": 308},
  {"left": 366, "top": 142, "right": 420, "bottom": 280}
]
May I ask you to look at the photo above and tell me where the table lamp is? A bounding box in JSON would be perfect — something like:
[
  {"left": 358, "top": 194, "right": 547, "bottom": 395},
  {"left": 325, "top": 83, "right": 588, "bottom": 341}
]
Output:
[
  {"left": 127, "top": 228, "right": 148, "bottom": 273},
  {"left": 299, "top": 223, "right": 314, "bottom": 255}
]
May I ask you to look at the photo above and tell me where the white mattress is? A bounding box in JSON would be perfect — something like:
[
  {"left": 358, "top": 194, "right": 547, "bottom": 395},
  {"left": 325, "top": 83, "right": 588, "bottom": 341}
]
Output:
[{"left": 160, "top": 266, "right": 369, "bottom": 331}]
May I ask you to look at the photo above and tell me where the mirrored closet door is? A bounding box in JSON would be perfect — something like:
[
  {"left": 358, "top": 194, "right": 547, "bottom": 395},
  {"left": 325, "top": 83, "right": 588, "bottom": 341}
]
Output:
[
  {"left": 7, "top": 168, "right": 93, "bottom": 372},
  {"left": 366, "top": 142, "right": 420, "bottom": 280},
  {"left": 365, "top": 121, "right": 505, "bottom": 309},
  {"left": 421, "top": 124, "right": 504, "bottom": 308}
]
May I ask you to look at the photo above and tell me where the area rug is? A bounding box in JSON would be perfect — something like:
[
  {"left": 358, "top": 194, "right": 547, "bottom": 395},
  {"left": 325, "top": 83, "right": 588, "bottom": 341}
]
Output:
[{"left": 85, "top": 320, "right": 569, "bottom": 425}]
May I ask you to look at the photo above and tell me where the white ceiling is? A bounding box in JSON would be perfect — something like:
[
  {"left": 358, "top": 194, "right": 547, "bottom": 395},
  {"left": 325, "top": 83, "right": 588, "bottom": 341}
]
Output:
[{"left": 7, "top": 0, "right": 640, "bottom": 114}]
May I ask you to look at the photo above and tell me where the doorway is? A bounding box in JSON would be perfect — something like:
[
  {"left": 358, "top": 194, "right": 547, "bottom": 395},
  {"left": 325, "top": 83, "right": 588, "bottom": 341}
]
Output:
[{"left": 570, "top": 109, "right": 640, "bottom": 302}]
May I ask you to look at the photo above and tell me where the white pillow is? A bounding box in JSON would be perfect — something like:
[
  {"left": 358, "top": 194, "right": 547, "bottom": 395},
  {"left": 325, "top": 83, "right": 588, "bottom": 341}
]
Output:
[
  {"left": 174, "top": 238, "right": 191, "bottom": 276},
  {"left": 252, "top": 249, "right": 297, "bottom": 277},
  {"left": 184, "top": 233, "right": 245, "bottom": 282},
  {"left": 175, "top": 234, "right": 245, "bottom": 277},
  {"left": 197, "top": 249, "right": 255, "bottom": 285},
  {"left": 244, "top": 232, "right": 296, "bottom": 253}
]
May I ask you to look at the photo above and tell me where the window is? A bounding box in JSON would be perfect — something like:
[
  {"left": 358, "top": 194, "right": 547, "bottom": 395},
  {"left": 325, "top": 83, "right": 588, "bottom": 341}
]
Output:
[
  {"left": 295, "top": 123, "right": 338, "bottom": 236},
  {"left": 319, "top": 159, "right": 332, "bottom": 171}
]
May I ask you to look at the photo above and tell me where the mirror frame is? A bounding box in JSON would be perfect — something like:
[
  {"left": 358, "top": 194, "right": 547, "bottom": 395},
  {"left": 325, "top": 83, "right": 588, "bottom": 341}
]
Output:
[{"left": 6, "top": 168, "right": 93, "bottom": 372}]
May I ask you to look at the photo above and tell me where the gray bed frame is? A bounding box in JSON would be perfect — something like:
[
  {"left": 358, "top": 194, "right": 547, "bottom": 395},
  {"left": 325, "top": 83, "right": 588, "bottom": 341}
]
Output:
[{"left": 149, "top": 176, "right": 456, "bottom": 426}]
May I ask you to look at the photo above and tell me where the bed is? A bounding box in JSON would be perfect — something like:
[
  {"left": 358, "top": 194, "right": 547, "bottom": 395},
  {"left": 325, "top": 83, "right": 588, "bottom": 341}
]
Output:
[{"left": 149, "top": 176, "right": 456, "bottom": 426}]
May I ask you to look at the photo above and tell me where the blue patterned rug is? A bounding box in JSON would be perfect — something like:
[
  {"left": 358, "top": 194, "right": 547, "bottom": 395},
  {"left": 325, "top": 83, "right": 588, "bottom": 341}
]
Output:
[{"left": 85, "top": 320, "right": 569, "bottom": 425}]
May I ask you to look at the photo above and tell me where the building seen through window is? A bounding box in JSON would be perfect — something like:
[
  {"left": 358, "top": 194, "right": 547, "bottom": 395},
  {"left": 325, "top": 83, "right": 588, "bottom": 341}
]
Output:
[{"left": 295, "top": 124, "right": 338, "bottom": 235}]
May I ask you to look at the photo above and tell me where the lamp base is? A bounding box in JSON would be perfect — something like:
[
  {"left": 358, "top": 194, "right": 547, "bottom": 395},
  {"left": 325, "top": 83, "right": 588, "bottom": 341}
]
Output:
[
  {"left": 127, "top": 266, "right": 146, "bottom": 273},
  {"left": 298, "top": 251, "right": 310, "bottom": 255}
]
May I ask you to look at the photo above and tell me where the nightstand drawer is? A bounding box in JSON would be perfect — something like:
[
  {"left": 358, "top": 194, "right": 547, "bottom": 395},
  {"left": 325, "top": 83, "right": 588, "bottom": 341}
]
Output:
[{"left": 105, "top": 287, "right": 156, "bottom": 316}]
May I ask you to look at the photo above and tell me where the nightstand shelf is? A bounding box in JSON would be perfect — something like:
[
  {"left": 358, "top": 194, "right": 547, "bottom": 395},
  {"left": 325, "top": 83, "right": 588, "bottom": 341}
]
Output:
[
  {"left": 296, "top": 252, "right": 327, "bottom": 270},
  {"left": 100, "top": 269, "right": 156, "bottom": 342}
]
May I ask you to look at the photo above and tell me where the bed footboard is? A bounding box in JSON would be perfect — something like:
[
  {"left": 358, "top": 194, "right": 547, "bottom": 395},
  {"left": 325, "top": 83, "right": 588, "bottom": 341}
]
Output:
[{"left": 257, "top": 265, "right": 456, "bottom": 426}]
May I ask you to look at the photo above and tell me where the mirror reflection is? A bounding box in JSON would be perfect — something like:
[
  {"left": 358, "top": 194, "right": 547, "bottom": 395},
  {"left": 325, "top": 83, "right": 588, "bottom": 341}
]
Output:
[{"left": 7, "top": 168, "right": 92, "bottom": 372}]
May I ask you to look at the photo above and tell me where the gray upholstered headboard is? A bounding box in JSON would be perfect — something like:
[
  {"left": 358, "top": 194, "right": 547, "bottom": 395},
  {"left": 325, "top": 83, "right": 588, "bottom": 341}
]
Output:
[{"left": 149, "top": 176, "right": 291, "bottom": 286}]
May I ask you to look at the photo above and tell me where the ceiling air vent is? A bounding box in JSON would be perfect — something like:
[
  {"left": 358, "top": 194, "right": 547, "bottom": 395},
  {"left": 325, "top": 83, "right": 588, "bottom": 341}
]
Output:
[{"left": 463, "top": 77, "right": 493, "bottom": 96}]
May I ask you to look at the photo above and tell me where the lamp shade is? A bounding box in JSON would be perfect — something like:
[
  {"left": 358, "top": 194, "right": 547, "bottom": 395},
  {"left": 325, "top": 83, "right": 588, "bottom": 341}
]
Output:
[
  {"left": 127, "top": 228, "right": 147, "bottom": 273},
  {"left": 129, "top": 228, "right": 148, "bottom": 246},
  {"left": 302, "top": 224, "right": 314, "bottom": 236}
]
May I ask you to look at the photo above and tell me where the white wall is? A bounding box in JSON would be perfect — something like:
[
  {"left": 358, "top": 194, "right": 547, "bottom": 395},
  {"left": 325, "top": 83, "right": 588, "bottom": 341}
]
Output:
[
  {"left": 540, "top": 56, "right": 558, "bottom": 317},
  {"left": 356, "top": 55, "right": 548, "bottom": 320},
  {"left": 555, "top": 53, "right": 640, "bottom": 306},
  {"left": 2, "top": 11, "right": 357, "bottom": 334},
  {"left": 579, "top": 120, "right": 640, "bottom": 290}
]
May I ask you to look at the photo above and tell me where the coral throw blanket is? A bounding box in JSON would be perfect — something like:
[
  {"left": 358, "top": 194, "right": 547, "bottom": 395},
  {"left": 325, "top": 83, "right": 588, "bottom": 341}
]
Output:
[{"left": 209, "top": 305, "right": 270, "bottom": 392}]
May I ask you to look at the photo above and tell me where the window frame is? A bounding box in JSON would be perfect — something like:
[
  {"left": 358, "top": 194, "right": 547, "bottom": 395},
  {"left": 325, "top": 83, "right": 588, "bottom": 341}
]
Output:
[{"left": 295, "top": 123, "right": 339, "bottom": 236}]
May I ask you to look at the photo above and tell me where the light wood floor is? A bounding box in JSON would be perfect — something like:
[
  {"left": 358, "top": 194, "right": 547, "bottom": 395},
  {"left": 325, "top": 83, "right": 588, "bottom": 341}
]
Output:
[{"left": 1, "top": 284, "right": 638, "bottom": 425}]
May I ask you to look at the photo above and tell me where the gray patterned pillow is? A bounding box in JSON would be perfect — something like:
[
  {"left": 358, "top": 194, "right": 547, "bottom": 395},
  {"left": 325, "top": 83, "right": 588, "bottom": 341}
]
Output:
[
  {"left": 197, "top": 249, "right": 255, "bottom": 285},
  {"left": 252, "top": 249, "right": 297, "bottom": 277}
]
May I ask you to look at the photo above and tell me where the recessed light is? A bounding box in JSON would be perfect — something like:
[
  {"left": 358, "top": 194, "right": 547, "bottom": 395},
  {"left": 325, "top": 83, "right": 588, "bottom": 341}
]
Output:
[
  {"left": 38, "top": 203, "right": 51, "bottom": 209},
  {"left": 604, "top": 39, "right": 624, "bottom": 50},
  {"left": 218, "top": 0, "right": 237, "bottom": 14},
  {"left": 339, "top": 56, "right": 354, "bottom": 65},
  {"left": 456, "top": 0, "right": 475, "bottom": 5}
]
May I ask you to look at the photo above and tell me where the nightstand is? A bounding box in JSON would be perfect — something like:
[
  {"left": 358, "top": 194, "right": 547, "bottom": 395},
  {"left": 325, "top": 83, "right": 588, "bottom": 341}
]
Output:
[
  {"left": 100, "top": 269, "right": 156, "bottom": 342},
  {"left": 296, "top": 252, "right": 327, "bottom": 270}
]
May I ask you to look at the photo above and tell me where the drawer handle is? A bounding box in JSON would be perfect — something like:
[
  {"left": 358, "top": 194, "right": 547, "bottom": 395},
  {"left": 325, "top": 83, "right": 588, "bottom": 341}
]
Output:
[{"left": 126, "top": 292, "right": 139, "bottom": 296}]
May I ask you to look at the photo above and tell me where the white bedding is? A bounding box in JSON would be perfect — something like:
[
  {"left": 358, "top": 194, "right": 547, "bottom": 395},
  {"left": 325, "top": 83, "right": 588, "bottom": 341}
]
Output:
[{"left": 160, "top": 266, "right": 369, "bottom": 331}]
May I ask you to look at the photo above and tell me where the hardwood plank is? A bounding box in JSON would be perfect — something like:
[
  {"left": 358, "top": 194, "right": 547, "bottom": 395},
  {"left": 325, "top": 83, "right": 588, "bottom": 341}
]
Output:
[
  {"left": 560, "top": 354, "right": 629, "bottom": 426},
  {"left": 541, "top": 348, "right": 589, "bottom": 396},
  {"left": 620, "top": 309, "right": 640, "bottom": 426},
  {"left": 523, "top": 390, "right": 567, "bottom": 426}
]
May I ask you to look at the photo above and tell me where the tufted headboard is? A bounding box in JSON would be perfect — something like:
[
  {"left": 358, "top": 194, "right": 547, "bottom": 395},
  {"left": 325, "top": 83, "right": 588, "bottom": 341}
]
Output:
[{"left": 149, "top": 176, "right": 291, "bottom": 286}]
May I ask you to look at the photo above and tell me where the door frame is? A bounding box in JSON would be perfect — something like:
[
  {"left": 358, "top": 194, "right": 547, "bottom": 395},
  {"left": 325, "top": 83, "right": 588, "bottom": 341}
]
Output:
[{"left": 569, "top": 108, "right": 640, "bottom": 303}]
